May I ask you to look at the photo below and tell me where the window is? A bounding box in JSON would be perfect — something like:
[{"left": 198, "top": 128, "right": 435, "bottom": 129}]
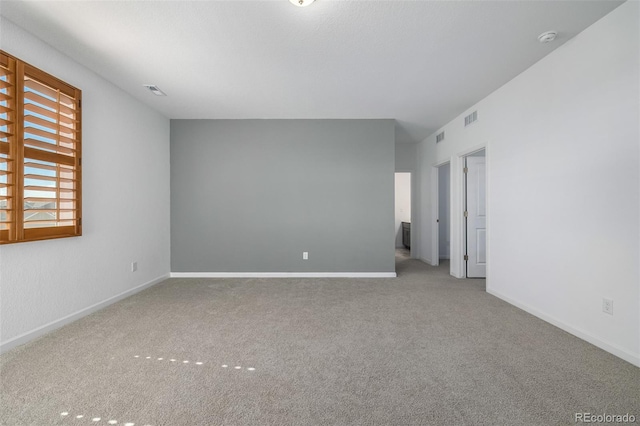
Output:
[{"left": 0, "top": 50, "right": 82, "bottom": 244}]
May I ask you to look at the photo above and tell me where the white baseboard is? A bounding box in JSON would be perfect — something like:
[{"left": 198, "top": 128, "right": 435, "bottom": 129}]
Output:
[
  {"left": 420, "top": 257, "right": 435, "bottom": 266},
  {"left": 0, "top": 273, "right": 170, "bottom": 354},
  {"left": 487, "top": 288, "right": 640, "bottom": 367},
  {"left": 170, "top": 272, "right": 397, "bottom": 278}
]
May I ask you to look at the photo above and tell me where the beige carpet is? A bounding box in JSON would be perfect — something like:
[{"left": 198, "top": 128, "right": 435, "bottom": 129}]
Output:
[{"left": 1, "top": 252, "right": 638, "bottom": 425}]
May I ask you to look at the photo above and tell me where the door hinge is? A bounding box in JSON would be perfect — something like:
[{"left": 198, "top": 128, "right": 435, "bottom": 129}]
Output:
[
  {"left": 463, "top": 167, "right": 468, "bottom": 174},
  {"left": 464, "top": 211, "right": 468, "bottom": 218},
  {"left": 464, "top": 254, "right": 469, "bottom": 261}
]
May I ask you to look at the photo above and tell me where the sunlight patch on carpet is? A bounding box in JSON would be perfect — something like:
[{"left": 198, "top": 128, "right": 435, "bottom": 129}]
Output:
[
  {"left": 59, "top": 411, "right": 150, "bottom": 426},
  {"left": 129, "top": 355, "right": 255, "bottom": 371}
]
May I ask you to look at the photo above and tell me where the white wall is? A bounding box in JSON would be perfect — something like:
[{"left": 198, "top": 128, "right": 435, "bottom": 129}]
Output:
[
  {"left": 395, "top": 173, "right": 411, "bottom": 248},
  {"left": 416, "top": 1, "right": 639, "bottom": 366},
  {"left": 0, "top": 18, "right": 171, "bottom": 351}
]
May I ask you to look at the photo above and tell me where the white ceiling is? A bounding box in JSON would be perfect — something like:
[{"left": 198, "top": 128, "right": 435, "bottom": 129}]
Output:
[{"left": 0, "top": 0, "right": 624, "bottom": 144}]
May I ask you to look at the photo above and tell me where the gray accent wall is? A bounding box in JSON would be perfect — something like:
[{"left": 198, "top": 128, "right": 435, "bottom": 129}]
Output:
[
  {"left": 170, "top": 119, "right": 396, "bottom": 273},
  {"left": 395, "top": 142, "right": 417, "bottom": 172}
]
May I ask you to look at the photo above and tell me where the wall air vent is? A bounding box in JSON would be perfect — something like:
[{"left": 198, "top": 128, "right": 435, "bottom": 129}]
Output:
[
  {"left": 143, "top": 84, "right": 167, "bottom": 96},
  {"left": 436, "top": 131, "right": 445, "bottom": 143},
  {"left": 464, "top": 111, "right": 478, "bottom": 127}
]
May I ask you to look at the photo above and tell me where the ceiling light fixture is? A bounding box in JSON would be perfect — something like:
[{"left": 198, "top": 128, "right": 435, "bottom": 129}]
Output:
[
  {"left": 289, "top": 0, "right": 315, "bottom": 7},
  {"left": 537, "top": 31, "right": 557, "bottom": 43},
  {"left": 143, "top": 84, "right": 167, "bottom": 96}
]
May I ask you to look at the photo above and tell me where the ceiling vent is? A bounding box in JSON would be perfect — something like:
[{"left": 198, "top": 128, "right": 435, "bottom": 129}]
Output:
[
  {"left": 464, "top": 111, "right": 478, "bottom": 127},
  {"left": 436, "top": 131, "right": 445, "bottom": 143},
  {"left": 143, "top": 84, "right": 167, "bottom": 96}
]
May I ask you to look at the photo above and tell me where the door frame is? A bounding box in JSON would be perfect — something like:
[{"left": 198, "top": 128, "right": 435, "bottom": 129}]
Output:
[
  {"left": 463, "top": 151, "right": 487, "bottom": 278},
  {"left": 456, "top": 144, "right": 489, "bottom": 279}
]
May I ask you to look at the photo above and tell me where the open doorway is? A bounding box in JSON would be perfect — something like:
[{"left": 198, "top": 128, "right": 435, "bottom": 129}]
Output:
[
  {"left": 438, "top": 163, "right": 451, "bottom": 263},
  {"left": 463, "top": 149, "right": 486, "bottom": 278},
  {"left": 394, "top": 173, "right": 411, "bottom": 257}
]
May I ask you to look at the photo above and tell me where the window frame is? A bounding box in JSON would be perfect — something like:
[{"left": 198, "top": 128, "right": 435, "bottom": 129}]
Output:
[{"left": 0, "top": 50, "right": 82, "bottom": 244}]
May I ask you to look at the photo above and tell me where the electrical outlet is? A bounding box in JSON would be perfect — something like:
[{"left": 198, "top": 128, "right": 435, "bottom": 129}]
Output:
[
  {"left": 302, "top": 252, "right": 309, "bottom": 260},
  {"left": 602, "top": 298, "right": 613, "bottom": 315},
  {"left": 131, "top": 261, "right": 138, "bottom": 272}
]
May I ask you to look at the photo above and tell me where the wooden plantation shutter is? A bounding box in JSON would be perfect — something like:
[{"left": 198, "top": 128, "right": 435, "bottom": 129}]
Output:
[
  {"left": 0, "top": 50, "right": 82, "bottom": 244},
  {"left": 0, "top": 53, "right": 16, "bottom": 242}
]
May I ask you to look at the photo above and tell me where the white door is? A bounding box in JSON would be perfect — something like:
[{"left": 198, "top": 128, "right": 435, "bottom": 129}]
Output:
[{"left": 465, "top": 155, "right": 486, "bottom": 278}]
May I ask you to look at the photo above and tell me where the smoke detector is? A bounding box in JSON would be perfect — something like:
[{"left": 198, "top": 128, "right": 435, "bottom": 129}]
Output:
[
  {"left": 143, "top": 84, "right": 167, "bottom": 96},
  {"left": 289, "top": 0, "right": 315, "bottom": 6},
  {"left": 538, "top": 31, "right": 557, "bottom": 43}
]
